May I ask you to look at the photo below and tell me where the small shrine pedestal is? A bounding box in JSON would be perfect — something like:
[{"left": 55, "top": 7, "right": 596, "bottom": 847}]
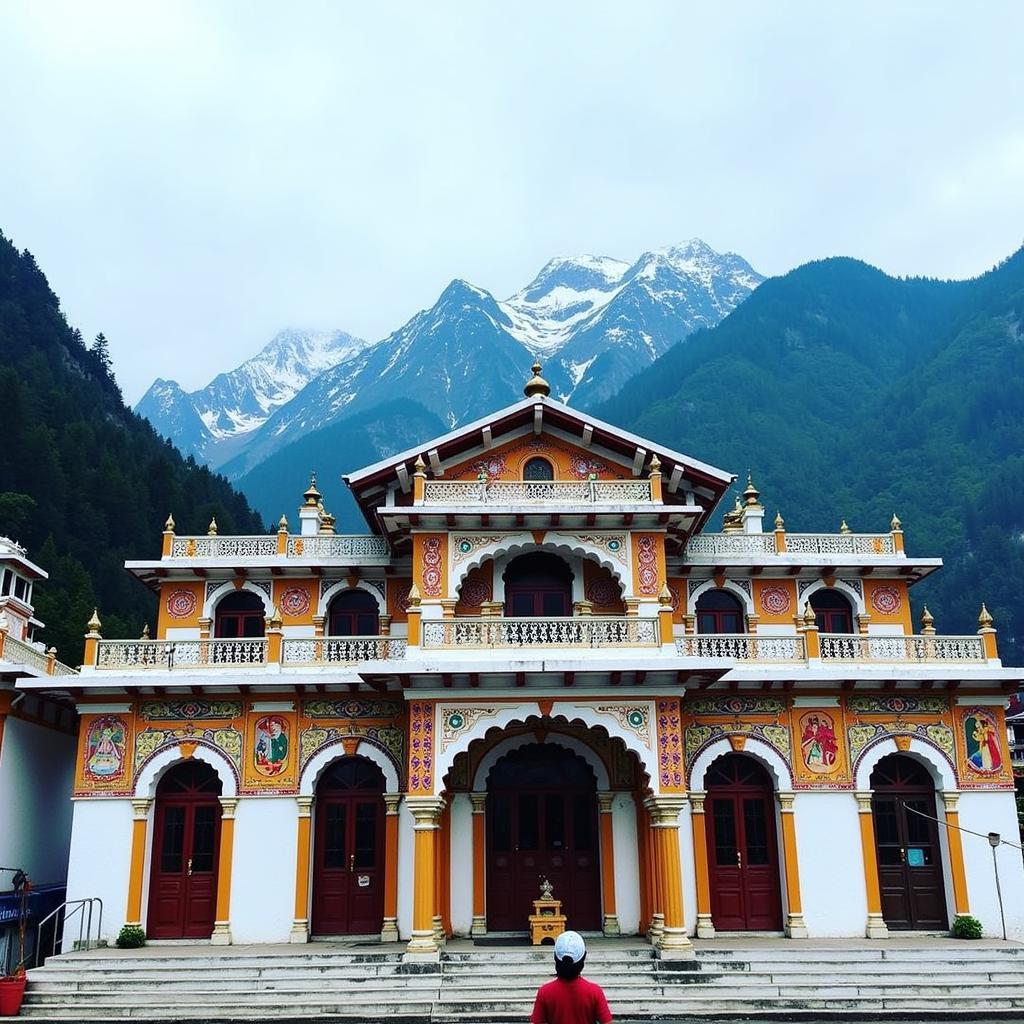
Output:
[{"left": 529, "top": 878, "right": 566, "bottom": 945}]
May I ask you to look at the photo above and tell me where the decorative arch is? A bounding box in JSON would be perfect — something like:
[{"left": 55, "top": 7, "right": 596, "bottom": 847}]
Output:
[
  {"left": 689, "top": 736, "right": 794, "bottom": 792},
  {"left": 300, "top": 739, "right": 400, "bottom": 796},
  {"left": 472, "top": 733, "right": 610, "bottom": 791},
  {"left": 134, "top": 741, "right": 239, "bottom": 798},
  {"left": 317, "top": 580, "right": 387, "bottom": 619},
  {"left": 687, "top": 578, "right": 755, "bottom": 617},
  {"left": 202, "top": 580, "right": 273, "bottom": 620},
  {"left": 854, "top": 735, "right": 956, "bottom": 791},
  {"left": 799, "top": 578, "right": 865, "bottom": 618}
]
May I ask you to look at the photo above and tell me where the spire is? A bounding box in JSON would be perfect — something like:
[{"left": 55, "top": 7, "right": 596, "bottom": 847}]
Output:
[
  {"left": 839, "top": 519, "right": 851, "bottom": 535},
  {"left": 891, "top": 512, "right": 903, "bottom": 532},
  {"left": 86, "top": 608, "right": 102, "bottom": 635},
  {"left": 524, "top": 361, "right": 550, "bottom": 398},
  {"left": 278, "top": 513, "right": 289, "bottom": 533},
  {"left": 742, "top": 471, "right": 761, "bottom": 507},
  {"left": 920, "top": 605, "right": 935, "bottom": 635},
  {"left": 774, "top": 510, "right": 785, "bottom": 531},
  {"left": 978, "top": 602, "right": 994, "bottom": 629},
  {"left": 303, "top": 471, "right": 322, "bottom": 507},
  {"left": 164, "top": 513, "right": 175, "bottom": 532},
  {"left": 207, "top": 516, "right": 218, "bottom": 536}
]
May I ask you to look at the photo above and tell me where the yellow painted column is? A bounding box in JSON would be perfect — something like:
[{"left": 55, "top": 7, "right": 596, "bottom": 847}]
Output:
[
  {"left": 648, "top": 796, "right": 693, "bottom": 958},
  {"left": 942, "top": 791, "right": 971, "bottom": 915},
  {"left": 381, "top": 794, "right": 401, "bottom": 942},
  {"left": 289, "top": 795, "right": 314, "bottom": 942},
  {"left": 645, "top": 802, "right": 664, "bottom": 944},
  {"left": 125, "top": 799, "right": 152, "bottom": 926},
  {"left": 689, "top": 792, "right": 715, "bottom": 938},
  {"left": 470, "top": 792, "right": 487, "bottom": 936},
  {"left": 406, "top": 796, "right": 443, "bottom": 957},
  {"left": 433, "top": 798, "right": 449, "bottom": 942},
  {"left": 855, "top": 791, "right": 889, "bottom": 938},
  {"left": 777, "top": 792, "right": 808, "bottom": 938},
  {"left": 597, "top": 793, "right": 620, "bottom": 936},
  {"left": 211, "top": 798, "right": 237, "bottom": 945}
]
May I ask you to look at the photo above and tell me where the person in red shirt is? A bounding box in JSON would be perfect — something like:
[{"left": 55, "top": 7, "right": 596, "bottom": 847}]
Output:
[{"left": 530, "top": 931, "right": 612, "bottom": 1024}]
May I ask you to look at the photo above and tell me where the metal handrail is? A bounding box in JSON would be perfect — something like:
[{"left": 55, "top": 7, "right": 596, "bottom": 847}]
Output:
[{"left": 36, "top": 897, "right": 103, "bottom": 963}]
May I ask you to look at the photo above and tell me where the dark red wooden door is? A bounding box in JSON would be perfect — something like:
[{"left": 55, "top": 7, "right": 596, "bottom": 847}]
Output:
[
  {"left": 311, "top": 758, "right": 386, "bottom": 935},
  {"left": 503, "top": 553, "right": 573, "bottom": 618},
  {"left": 486, "top": 745, "right": 600, "bottom": 932},
  {"left": 871, "top": 754, "right": 948, "bottom": 929},
  {"left": 147, "top": 761, "right": 222, "bottom": 939},
  {"left": 705, "top": 754, "right": 782, "bottom": 931}
]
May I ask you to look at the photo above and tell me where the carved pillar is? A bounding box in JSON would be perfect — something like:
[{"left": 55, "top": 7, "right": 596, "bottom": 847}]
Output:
[
  {"left": 211, "top": 798, "right": 237, "bottom": 945},
  {"left": 290, "top": 796, "right": 314, "bottom": 942},
  {"left": 434, "top": 798, "right": 451, "bottom": 941},
  {"left": 646, "top": 802, "right": 664, "bottom": 943},
  {"left": 381, "top": 794, "right": 401, "bottom": 942},
  {"left": 942, "top": 791, "right": 971, "bottom": 915},
  {"left": 405, "top": 796, "right": 444, "bottom": 957},
  {"left": 776, "top": 792, "right": 807, "bottom": 938},
  {"left": 647, "top": 795, "right": 694, "bottom": 958},
  {"left": 683, "top": 614, "right": 696, "bottom": 636},
  {"left": 470, "top": 792, "right": 487, "bottom": 936},
  {"left": 597, "top": 793, "right": 619, "bottom": 936},
  {"left": 689, "top": 792, "right": 715, "bottom": 938},
  {"left": 745, "top": 613, "right": 760, "bottom": 635},
  {"left": 125, "top": 799, "right": 152, "bottom": 926},
  {"left": 855, "top": 791, "right": 889, "bottom": 938},
  {"left": 312, "top": 615, "right": 326, "bottom": 639}
]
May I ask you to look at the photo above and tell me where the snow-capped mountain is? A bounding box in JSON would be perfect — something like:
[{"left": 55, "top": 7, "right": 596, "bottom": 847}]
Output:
[
  {"left": 140, "top": 240, "right": 763, "bottom": 479},
  {"left": 135, "top": 329, "right": 370, "bottom": 465}
]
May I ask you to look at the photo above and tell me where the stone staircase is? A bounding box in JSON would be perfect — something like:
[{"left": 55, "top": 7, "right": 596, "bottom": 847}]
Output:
[{"left": 12, "top": 941, "right": 1024, "bottom": 1020}]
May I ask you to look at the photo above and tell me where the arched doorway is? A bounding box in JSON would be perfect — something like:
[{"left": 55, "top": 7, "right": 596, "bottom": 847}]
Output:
[
  {"left": 147, "top": 760, "right": 223, "bottom": 939},
  {"left": 809, "top": 589, "right": 854, "bottom": 633},
  {"left": 486, "top": 743, "right": 600, "bottom": 932},
  {"left": 214, "top": 590, "right": 266, "bottom": 638},
  {"left": 327, "top": 589, "right": 379, "bottom": 636},
  {"left": 696, "top": 590, "right": 744, "bottom": 633},
  {"left": 311, "top": 757, "right": 386, "bottom": 935},
  {"left": 704, "top": 754, "right": 783, "bottom": 931},
  {"left": 870, "top": 753, "right": 948, "bottom": 929},
  {"left": 503, "top": 552, "right": 573, "bottom": 617}
]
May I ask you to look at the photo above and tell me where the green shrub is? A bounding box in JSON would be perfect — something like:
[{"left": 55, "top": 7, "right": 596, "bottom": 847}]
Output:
[
  {"left": 952, "top": 914, "right": 983, "bottom": 939},
  {"left": 115, "top": 924, "right": 146, "bottom": 949}
]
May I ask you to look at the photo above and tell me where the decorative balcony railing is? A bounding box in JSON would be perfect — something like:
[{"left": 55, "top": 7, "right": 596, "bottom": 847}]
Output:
[
  {"left": 675, "top": 634, "right": 806, "bottom": 661},
  {"left": 281, "top": 636, "right": 408, "bottom": 665},
  {"left": 167, "top": 534, "right": 390, "bottom": 559},
  {"left": 95, "top": 638, "right": 268, "bottom": 669},
  {"left": 421, "top": 479, "right": 654, "bottom": 505},
  {"left": 685, "top": 531, "right": 897, "bottom": 558},
  {"left": 170, "top": 535, "right": 278, "bottom": 558},
  {"left": 422, "top": 616, "right": 660, "bottom": 649},
  {"left": 819, "top": 634, "right": 986, "bottom": 662},
  {"left": 0, "top": 633, "right": 77, "bottom": 675},
  {"left": 285, "top": 535, "right": 390, "bottom": 558},
  {"left": 685, "top": 534, "right": 777, "bottom": 556}
]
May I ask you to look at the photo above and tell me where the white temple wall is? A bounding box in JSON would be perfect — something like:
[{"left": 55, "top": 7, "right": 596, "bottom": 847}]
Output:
[
  {"left": 611, "top": 793, "right": 640, "bottom": 935},
  {"left": 449, "top": 792, "right": 473, "bottom": 936},
  {"left": 230, "top": 797, "right": 296, "bottom": 943},
  {"left": 397, "top": 798, "right": 414, "bottom": 940}
]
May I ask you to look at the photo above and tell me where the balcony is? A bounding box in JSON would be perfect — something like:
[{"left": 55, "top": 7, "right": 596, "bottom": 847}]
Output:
[
  {"left": 167, "top": 534, "right": 390, "bottom": 559},
  {"left": 675, "top": 634, "right": 806, "bottom": 661},
  {"left": 421, "top": 615, "right": 660, "bottom": 649},
  {"left": 686, "top": 531, "right": 897, "bottom": 558},
  {"left": 818, "top": 634, "right": 986, "bottom": 663},
  {"left": 281, "top": 636, "right": 407, "bottom": 665},
  {"left": 95, "top": 637, "right": 268, "bottom": 670},
  {"left": 420, "top": 479, "right": 654, "bottom": 506},
  {"left": 0, "top": 632, "right": 77, "bottom": 675}
]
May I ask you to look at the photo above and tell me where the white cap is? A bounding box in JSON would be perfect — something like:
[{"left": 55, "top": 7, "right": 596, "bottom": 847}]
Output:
[{"left": 554, "top": 930, "right": 586, "bottom": 964}]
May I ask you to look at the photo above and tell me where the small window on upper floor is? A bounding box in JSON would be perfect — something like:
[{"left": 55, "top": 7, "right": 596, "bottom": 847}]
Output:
[
  {"left": 1, "top": 569, "right": 11, "bottom": 596},
  {"left": 696, "top": 590, "right": 745, "bottom": 634},
  {"left": 13, "top": 576, "right": 28, "bottom": 602},
  {"left": 523, "top": 457, "right": 554, "bottom": 481},
  {"left": 809, "top": 588, "right": 854, "bottom": 634}
]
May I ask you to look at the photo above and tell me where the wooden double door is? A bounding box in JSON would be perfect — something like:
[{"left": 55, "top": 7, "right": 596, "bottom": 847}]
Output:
[
  {"left": 311, "top": 758, "right": 386, "bottom": 936},
  {"left": 871, "top": 754, "right": 948, "bottom": 929},
  {"left": 147, "top": 761, "right": 222, "bottom": 939},
  {"left": 486, "top": 744, "right": 601, "bottom": 931},
  {"left": 705, "top": 754, "right": 783, "bottom": 931}
]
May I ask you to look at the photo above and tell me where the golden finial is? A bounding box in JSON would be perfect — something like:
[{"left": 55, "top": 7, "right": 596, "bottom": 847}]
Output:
[
  {"left": 303, "top": 471, "right": 322, "bottom": 507},
  {"left": 743, "top": 472, "right": 760, "bottom": 507},
  {"left": 649, "top": 454, "right": 661, "bottom": 479},
  {"left": 802, "top": 602, "right": 816, "bottom": 627},
  {"left": 839, "top": 519, "right": 851, "bottom": 535},
  {"left": 140, "top": 623, "right": 151, "bottom": 640},
  {"left": 524, "top": 361, "right": 551, "bottom": 398},
  {"left": 321, "top": 509, "right": 336, "bottom": 535},
  {"left": 87, "top": 608, "right": 102, "bottom": 634},
  {"left": 413, "top": 454, "right": 427, "bottom": 476},
  {"left": 920, "top": 605, "right": 935, "bottom": 635},
  {"left": 267, "top": 604, "right": 283, "bottom": 629},
  {"left": 978, "top": 602, "right": 994, "bottom": 629},
  {"left": 207, "top": 516, "right": 218, "bottom": 536},
  {"left": 407, "top": 582, "right": 422, "bottom": 607},
  {"left": 278, "top": 513, "right": 288, "bottom": 533},
  {"left": 658, "top": 583, "right": 673, "bottom": 607},
  {"left": 774, "top": 510, "right": 785, "bottom": 531},
  {"left": 891, "top": 512, "right": 902, "bottom": 532},
  {"left": 164, "top": 513, "right": 175, "bottom": 532}
]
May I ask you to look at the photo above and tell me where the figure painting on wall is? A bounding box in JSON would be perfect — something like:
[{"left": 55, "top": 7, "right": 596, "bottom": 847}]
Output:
[
  {"left": 254, "top": 715, "right": 289, "bottom": 776},
  {"left": 85, "top": 716, "right": 126, "bottom": 779},
  {"left": 800, "top": 712, "right": 839, "bottom": 773},
  {"left": 965, "top": 711, "right": 1002, "bottom": 773}
]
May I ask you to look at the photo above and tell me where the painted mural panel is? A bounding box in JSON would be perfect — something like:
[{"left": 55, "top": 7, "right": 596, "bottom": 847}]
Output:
[
  {"left": 76, "top": 714, "right": 133, "bottom": 795},
  {"left": 791, "top": 706, "right": 852, "bottom": 788},
  {"left": 242, "top": 706, "right": 297, "bottom": 793},
  {"left": 955, "top": 705, "right": 1014, "bottom": 789}
]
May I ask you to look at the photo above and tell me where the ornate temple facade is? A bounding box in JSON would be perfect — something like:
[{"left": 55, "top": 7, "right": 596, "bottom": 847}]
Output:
[{"left": 23, "top": 369, "right": 1024, "bottom": 954}]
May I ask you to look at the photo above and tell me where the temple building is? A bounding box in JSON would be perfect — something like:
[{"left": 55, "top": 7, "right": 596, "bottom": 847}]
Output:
[{"left": 22, "top": 367, "right": 1023, "bottom": 955}]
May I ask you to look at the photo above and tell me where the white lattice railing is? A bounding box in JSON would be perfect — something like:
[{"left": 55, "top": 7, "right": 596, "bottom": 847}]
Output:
[
  {"left": 421, "top": 479, "right": 654, "bottom": 505},
  {"left": 784, "top": 533, "right": 896, "bottom": 556},
  {"left": 819, "top": 634, "right": 987, "bottom": 662},
  {"left": 281, "top": 636, "right": 408, "bottom": 665},
  {"left": 422, "top": 616, "right": 660, "bottom": 649},
  {"left": 685, "top": 533, "right": 777, "bottom": 556},
  {"left": 0, "top": 633, "right": 79, "bottom": 674},
  {"left": 285, "top": 535, "right": 390, "bottom": 558},
  {"left": 170, "top": 535, "right": 278, "bottom": 558},
  {"left": 675, "top": 634, "right": 807, "bottom": 661},
  {"left": 95, "top": 638, "right": 268, "bottom": 669}
]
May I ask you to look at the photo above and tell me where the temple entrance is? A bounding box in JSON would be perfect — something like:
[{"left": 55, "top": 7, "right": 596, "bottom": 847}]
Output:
[
  {"left": 311, "top": 757, "right": 386, "bottom": 936},
  {"left": 147, "top": 761, "right": 222, "bottom": 939},
  {"left": 871, "top": 754, "right": 948, "bottom": 930},
  {"left": 503, "top": 552, "right": 573, "bottom": 617},
  {"left": 705, "top": 754, "right": 783, "bottom": 931},
  {"left": 486, "top": 743, "right": 601, "bottom": 931}
]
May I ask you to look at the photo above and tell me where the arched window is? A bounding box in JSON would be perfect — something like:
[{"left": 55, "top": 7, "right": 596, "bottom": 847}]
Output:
[
  {"left": 214, "top": 591, "right": 266, "bottom": 638},
  {"left": 327, "top": 589, "right": 380, "bottom": 636},
  {"left": 523, "top": 457, "right": 554, "bottom": 481},
  {"left": 696, "top": 590, "right": 744, "bottom": 634},
  {"left": 503, "top": 552, "right": 573, "bottom": 617},
  {"left": 809, "top": 589, "right": 854, "bottom": 634}
]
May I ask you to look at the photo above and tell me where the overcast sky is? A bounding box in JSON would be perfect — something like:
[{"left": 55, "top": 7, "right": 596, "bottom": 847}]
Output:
[{"left": 2, "top": 2, "right": 1023, "bottom": 403}]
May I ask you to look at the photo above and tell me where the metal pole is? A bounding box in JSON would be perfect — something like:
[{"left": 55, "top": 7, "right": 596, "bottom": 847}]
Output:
[{"left": 988, "top": 832, "right": 1007, "bottom": 941}]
